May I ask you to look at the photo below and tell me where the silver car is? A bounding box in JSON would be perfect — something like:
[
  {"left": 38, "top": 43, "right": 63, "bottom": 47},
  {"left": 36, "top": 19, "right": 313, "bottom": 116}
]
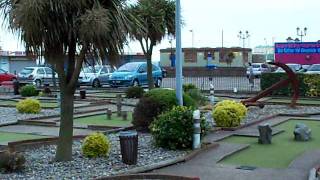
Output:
[
  {"left": 79, "top": 65, "right": 115, "bottom": 87},
  {"left": 18, "top": 67, "right": 57, "bottom": 87},
  {"left": 305, "top": 64, "right": 320, "bottom": 74},
  {"left": 246, "top": 63, "right": 271, "bottom": 78}
]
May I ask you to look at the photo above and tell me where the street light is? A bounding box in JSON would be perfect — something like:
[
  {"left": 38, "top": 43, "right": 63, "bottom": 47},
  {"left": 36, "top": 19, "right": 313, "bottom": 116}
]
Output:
[
  {"left": 238, "top": 30, "right": 250, "bottom": 48},
  {"left": 296, "top": 27, "right": 307, "bottom": 42},
  {"left": 189, "top": 29, "right": 194, "bottom": 48},
  {"left": 175, "top": 0, "right": 183, "bottom": 105}
]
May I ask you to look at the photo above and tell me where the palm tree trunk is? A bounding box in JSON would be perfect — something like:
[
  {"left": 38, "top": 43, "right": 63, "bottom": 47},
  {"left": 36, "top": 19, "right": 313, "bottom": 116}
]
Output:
[
  {"left": 55, "top": 87, "right": 75, "bottom": 161},
  {"left": 146, "top": 54, "right": 154, "bottom": 89}
]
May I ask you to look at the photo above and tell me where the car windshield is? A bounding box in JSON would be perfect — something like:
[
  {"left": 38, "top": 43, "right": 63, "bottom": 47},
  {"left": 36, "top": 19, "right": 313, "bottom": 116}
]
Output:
[
  {"left": 82, "top": 66, "right": 101, "bottom": 73},
  {"left": 117, "top": 63, "right": 140, "bottom": 72},
  {"left": 252, "top": 64, "right": 260, "bottom": 68},
  {"left": 308, "top": 65, "right": 320, "bottom": 71},
  {"left": 20, "top": 68, "right": 34, "bottom": 74}
]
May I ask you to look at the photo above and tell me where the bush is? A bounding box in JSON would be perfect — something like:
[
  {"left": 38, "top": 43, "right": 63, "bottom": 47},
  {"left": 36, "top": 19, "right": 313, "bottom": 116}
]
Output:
[
  {"left": 261, "top": 73, "right": 320, "bottom": 97},
  {"left": 20, "top": 85, "right": 39, "bottom": 97},
  {"left": 0, "top": 151, "right": 26, "bottom": 172},
  {"left": 213, "top": 100, "right": 247, "bottom": 127},
  {"left": 82, "top": 132, "right": 111, "bottom": 158},
  {"left": 150, "top": 106, "right": 194, "bottom": 150},
  {"left": 186, "top": 89, "right": 207, "bottom": 107},
  {"left": 125, "top": 86, "right": 145, "bottom": 98},
  {"left": 16, "top": 98, "right": 41, "bottom": 114},
  {"left": 132, "top": 88, "right": 195, "bottom": 131},
  {"left": 183, "top": 83, "right": 197, "bottom": 92}
]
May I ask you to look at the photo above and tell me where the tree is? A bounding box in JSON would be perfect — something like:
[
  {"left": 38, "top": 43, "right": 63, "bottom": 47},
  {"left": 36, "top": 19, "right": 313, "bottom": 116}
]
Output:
[
  {"left": 0, "top": 0, "right": 130, "bottom": 161},
  {"left": 129, "top": 0, "right": 175, "bottom": 89},
  {"left": 226, "top": 51, "right": 235, "bottom": 67}
]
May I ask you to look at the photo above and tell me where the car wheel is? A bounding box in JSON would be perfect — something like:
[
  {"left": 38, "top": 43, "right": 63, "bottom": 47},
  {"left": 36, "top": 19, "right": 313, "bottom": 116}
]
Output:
[
  {"left": 155, "top": 78, "right": 162, "bottom": 88},
  {"left": 92, "top": 79, "right": 100, "bottom": 88},
  {"left": 35, "top": 79, "right": 42, "bottom": 87},
  {"left": 132, "top": 79, "right": 139, "bottom": 87}
]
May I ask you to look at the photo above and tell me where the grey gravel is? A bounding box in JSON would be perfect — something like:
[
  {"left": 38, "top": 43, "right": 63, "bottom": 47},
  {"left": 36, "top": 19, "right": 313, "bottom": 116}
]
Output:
[{"left": 0, "top": 133, "right": 188, "bottom": 180}]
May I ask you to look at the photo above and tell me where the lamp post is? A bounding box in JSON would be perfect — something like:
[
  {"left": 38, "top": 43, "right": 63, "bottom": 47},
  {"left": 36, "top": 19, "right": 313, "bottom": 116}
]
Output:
[
  {"left": 238, "top": 30, "right": 250, "bottom": 48},
  {"left": 296, "top": 27, "right": 307, "bottom": 42},
  {"left": 189, "top": 29, "right": 194, "bottom": 48},
  {"left": 176, "top": 0, "right": 183, "bottom": 105}
]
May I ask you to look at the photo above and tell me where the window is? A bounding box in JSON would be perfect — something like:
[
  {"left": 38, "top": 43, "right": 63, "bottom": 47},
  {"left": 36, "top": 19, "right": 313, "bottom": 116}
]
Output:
[
  {"left": 152, "top": 65, "right": 159, "bottom": 71},
  {"left": 37, "top": 68, "right": 45, "bottom": 75},
  {"left": 138, "top": 64, "right": 147, "bottom": 73},
  {"left": 262, "top": 64, "right": 268, "bottom": 68},
  {"left": 45, "top": 68, "right": 53, "bottom": 74},
  {"left": 100, "top": 67, "right": 108, "bottom": 74}
]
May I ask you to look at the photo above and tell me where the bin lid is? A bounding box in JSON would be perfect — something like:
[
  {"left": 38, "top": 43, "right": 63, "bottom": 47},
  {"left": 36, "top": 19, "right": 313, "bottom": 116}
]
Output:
[{"left": 119, "top": 130, "right": 137, "bottom": 137}]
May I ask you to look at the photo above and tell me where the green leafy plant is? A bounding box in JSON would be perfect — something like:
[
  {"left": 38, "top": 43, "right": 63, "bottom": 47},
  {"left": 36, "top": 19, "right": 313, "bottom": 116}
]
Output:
[
  {"left": 20, "top": 85, "right": 39, "bottom": 97},
  {"left": 125, "top": 86, "right": 145, "bottom": 98},
  {"left": 133, "top": 88, "right": 195, "bottom": 131},
  {"left": 150, "top": 106, "right": 194, "bottom": 150},
  {"left": 213, "top": 100, "right": 247, "bottom": 127},
  {"left": 183, "top": 83, "right": 197, "bottom": 92},
  {"left": 304, "top": 74, "right": 320, "bottom": 97},
  {"left": 82, "top": 132, "right": 111, "bottom": 158},
  {"left": 186, "top": 88, "right": 207, "bottom": 107},
  {"left": 16, "top": 98, "right": 41, "bottom": 114}
]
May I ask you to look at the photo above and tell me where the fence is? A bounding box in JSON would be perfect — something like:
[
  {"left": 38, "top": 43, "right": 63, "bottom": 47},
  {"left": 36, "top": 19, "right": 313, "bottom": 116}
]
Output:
[{"left": 162, "top": 76, "right": 261, "bottom": 92}]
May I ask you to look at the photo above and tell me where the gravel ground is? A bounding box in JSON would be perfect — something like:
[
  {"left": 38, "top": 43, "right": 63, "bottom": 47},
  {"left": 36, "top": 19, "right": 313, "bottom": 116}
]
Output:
[
  {"left": 244, "top": 105, "right": 320, "bottom": 124},
  {"left": 0, "top": 133, "right": 187, "bottom": 180},
  {"left": 0, "top": 107, "right": 59, "bottom": 125}
]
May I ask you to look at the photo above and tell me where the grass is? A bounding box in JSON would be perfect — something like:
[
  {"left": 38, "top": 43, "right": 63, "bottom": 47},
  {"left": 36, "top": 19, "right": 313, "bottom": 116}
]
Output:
[
  {"left": 74, "top": 113, "right": 132, "bottom": 127},
  {"left": 219, "top": 119, "right": 320, "bottom": 169},
  {"left": 0, "top": 131, "right": 47, "bottom": 143},
  {"left": 266, "top": 98, "right": 320, "bottom": 105},
  {"left": 0, "top": 100, "right": 58, "bottom": 108}
]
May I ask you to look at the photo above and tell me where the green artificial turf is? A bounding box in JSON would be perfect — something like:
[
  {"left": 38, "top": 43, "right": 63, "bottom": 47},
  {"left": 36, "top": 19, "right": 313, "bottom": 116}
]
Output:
[
  {"left": 0, "top": 131, "right": 47, "bottom": 143},
  {"left": 266, "top": 98, "right": 320, "bottom": 105},
  {"left": 74, "top": 113, "right": 132, "bottom": 127},
  {"left": 219, "top": 119, "right": 320, "bottom": 168}
]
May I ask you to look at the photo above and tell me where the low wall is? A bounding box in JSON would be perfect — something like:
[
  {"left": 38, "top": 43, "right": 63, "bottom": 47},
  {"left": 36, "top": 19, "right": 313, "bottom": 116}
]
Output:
[{"left": 164, "top": 67, "right": 246, "bottom": 77}]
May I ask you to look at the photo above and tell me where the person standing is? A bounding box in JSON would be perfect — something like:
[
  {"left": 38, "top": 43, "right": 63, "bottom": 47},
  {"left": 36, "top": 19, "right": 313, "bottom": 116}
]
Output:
[{"left": 248, "top": 63, "right": 254, "bottom": 90}]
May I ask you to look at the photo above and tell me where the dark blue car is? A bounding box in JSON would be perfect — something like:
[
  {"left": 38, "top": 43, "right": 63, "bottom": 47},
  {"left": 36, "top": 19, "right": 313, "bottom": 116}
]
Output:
[{"left": 108, "top": 62, "right": 163, "bottom": 87}]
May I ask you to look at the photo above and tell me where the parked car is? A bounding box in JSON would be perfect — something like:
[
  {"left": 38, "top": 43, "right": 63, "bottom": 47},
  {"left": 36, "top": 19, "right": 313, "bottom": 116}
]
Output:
[
  {"left": 246, "top": 63, "right": 271, "bottom": 78},
  {"left": 18, "top": 67, "right": 57, "bottom": 87},
  {"left": 0, "top": 68, "right": 16, "bottom": 84},
  {"left": 108, "top": 62, "right": 163, "bottom": 87},
  {"left": 274, "top": 63, "right": 302, "bottom": 73},
  {"left": 305, "top": 64, "right": 320, "bottom": 74},
  {"left": 160, "top": 67, "right": 167, "bottom": 78},
  {"left": 79, "top": 65, "right": 115, "bottom": 87}
]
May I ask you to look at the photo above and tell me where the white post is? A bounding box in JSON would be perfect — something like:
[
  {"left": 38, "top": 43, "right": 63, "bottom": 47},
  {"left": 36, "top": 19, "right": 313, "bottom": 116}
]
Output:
[
  {"left": 175, "top": 0, "right": 183, "bottom": 105},
  {"left": 193, "top": 110, "right": 201, "bottom": 150},
  {"left": 209, "top": 80, "right": 215, "bottom": 105}
]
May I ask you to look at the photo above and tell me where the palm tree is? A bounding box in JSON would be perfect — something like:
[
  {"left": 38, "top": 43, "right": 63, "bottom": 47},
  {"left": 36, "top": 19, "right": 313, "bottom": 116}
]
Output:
[
  {"left": 0, "top": 0, "right": 130, "bottom": 162},
  {"left": 129, "top": 0, "right": 175, "bottom": 89}
]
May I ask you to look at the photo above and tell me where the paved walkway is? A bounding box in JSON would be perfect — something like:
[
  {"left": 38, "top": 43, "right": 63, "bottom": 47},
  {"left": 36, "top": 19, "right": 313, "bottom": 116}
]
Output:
[{"left": 153, "top": 115, "right": 320, "bottom": 180}]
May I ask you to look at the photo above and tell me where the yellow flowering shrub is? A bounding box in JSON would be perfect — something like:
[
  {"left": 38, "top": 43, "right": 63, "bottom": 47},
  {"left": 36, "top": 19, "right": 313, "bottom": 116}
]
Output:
[
  {"left": 82, "top": 132, "right": 111, "bottom": 158},
  {"left": 16, "top": 98, "right": 41, "bottom": 114},
  {"left": 213, "top": 100, "right": 247, "bottom": 127}
]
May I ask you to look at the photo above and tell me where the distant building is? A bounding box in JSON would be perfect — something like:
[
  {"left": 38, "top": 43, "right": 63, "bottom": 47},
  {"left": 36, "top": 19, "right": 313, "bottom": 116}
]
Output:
[
  {"left": 160, "top": 47, "right": 252, "bottom": 68},
  {"left": 253, "top": 45, "right": 274, "bottom": 62},
  {"left": 0, "top": 51, "right": 36, "bottom": 74}
]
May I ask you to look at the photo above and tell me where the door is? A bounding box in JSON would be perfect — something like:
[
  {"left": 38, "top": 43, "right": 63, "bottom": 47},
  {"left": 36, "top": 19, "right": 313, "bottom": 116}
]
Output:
[
  {"left": 99, "top": 67, "right": 109, "bottom": 84},
  {"left": 137, "top": 64, "right": 147, "bottom": 85},
  {"left": 37, "top": 68, "right": 46, "bottom": 84}
]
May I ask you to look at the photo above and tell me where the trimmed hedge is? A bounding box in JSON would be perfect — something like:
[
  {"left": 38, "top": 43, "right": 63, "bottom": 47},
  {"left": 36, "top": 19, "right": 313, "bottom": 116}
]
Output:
[{"left": 261, "top": 73, "right": 320, "bottom": 97}]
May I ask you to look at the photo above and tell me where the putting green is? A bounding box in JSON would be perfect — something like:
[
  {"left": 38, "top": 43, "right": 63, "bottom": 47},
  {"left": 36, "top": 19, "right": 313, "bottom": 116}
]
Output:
[
  {"left": 219, "top": 119, "right": 320, "bottom": 168},
  {"left": 0, "top": 131, "right": 47, "bottom": 144},
  {"left": 266, "top": 98, "right": 320, "bottom": 105},
  {"left": 74, "top": 113, "right": 132, "bottom": 127}
]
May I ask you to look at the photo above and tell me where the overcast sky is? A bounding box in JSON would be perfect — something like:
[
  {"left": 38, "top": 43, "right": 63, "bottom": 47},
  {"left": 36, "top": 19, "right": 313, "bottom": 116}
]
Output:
[{"left": 1, "top": 0, "right": 320, "bottom": 61}]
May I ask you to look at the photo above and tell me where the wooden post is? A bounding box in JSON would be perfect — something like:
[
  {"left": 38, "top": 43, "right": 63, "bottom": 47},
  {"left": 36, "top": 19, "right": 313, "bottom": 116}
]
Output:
[
  {"left": 107, "top": 109, "right": 112, "bottom": 120},
  {"left": 122, "top": 111, "right": 128, "bottom": 121},
  {"left": 117, "top": 94, "right": 122, "bottom": 117}
]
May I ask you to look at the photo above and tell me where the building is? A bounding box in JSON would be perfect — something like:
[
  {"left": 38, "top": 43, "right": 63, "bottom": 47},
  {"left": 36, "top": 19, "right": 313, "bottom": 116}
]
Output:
[
  {"left": 275, "top": 42, "right": 320, "bottom": 65},
  {"left": 160, "top": 47, "right": 252, "bottom": 68},
  {"left": 0, "top": 51, "right": 37, "bottom": 74}
]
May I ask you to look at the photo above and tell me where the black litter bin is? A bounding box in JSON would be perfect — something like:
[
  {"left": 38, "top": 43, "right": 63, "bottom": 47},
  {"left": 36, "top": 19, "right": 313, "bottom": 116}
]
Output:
[
  {"left": 119, "top": 131, "right": 138, "bottom": 165},
  {"left": 80, "top": 90, "right": 86, "bottom": 99},
  {"left": 13, "top": 80, "right": 19, "bottom": 95}
]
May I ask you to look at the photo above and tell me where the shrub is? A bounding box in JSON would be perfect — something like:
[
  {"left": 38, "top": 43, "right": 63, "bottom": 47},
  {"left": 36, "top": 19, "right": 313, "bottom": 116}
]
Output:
[
  {"left": 183, "top": 83, "right": 197, "bottom": 92},
  {"left": 132, "top": 88, "right": 195, "bottom": 131},
  {"left": 213, "top": 100, "right": 247, "bottom": 127},
  {"left": 20, "top": 85, "right": 39, "bottom": 97},
  {"left": 150, "top": 106, "right": 194, "bottom": 150},
  {"left": 16, "top": 98, "right": 41, "bottom": 114},
  {"left": 304, "top": 75, "right": 320, "bottom": 97},
  {"left": 186, "top": 89, "right": 207, "bottom": 107},
  {"left": 0, "top": 151, "right": 26, "bottom": 172},
  {"left": 125, "top": 86, "right": 145, "bottom": 98},
  {"left": 82, "top": 132, "right": 111, "bottom": 158}
]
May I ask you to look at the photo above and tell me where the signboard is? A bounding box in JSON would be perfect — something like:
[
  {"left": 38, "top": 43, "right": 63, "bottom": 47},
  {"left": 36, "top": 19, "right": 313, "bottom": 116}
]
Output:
[{"left": 275, "top": 42, "right": 320, "bottom": 65}]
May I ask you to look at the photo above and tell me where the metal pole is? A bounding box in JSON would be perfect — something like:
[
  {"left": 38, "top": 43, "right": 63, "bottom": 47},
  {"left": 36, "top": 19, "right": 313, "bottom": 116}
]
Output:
[{"left": 176, "top": 0, "right": 183, "bottom": 105}]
